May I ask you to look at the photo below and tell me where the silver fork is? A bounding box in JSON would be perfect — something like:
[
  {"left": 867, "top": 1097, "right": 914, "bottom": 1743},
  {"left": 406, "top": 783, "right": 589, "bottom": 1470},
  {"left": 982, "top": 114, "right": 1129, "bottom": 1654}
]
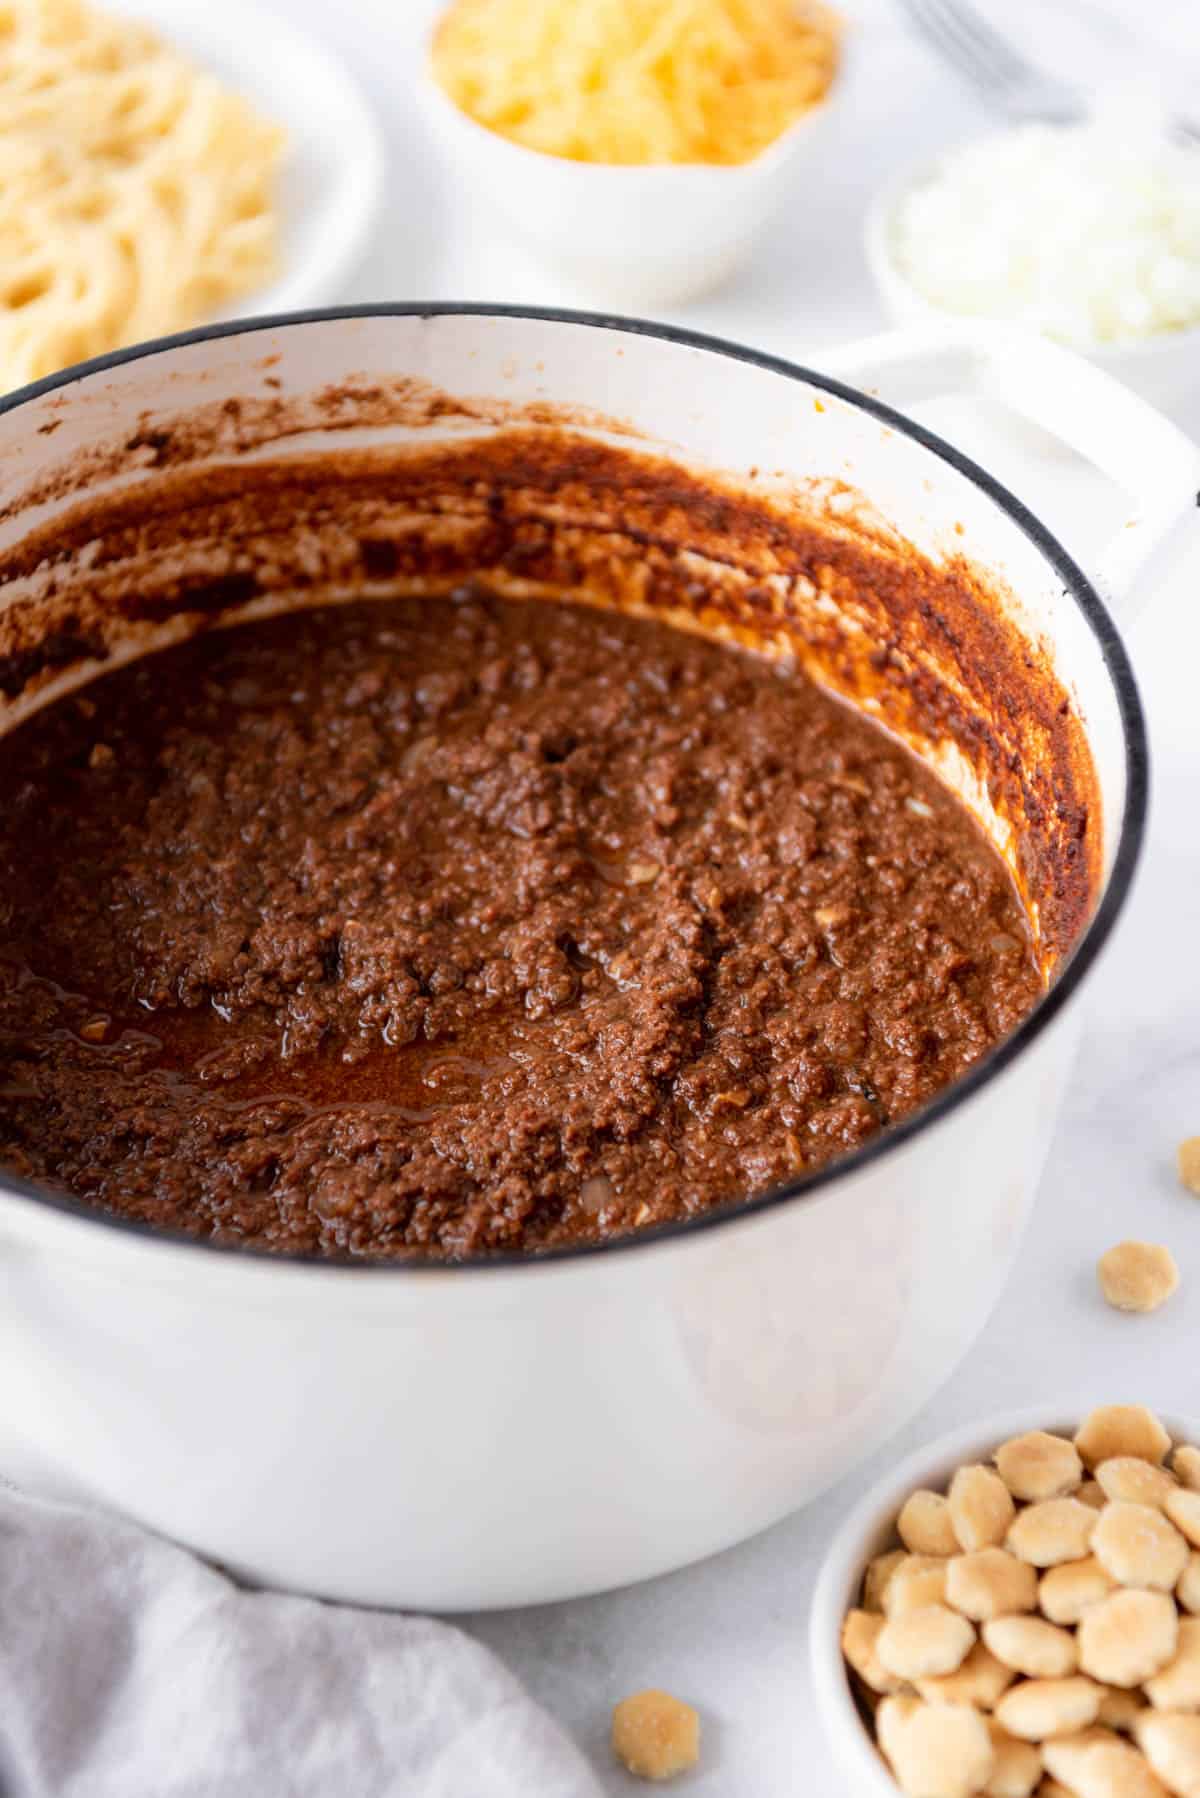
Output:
[{"left": 901, "top": 0, "right": 1200, "bottom": 144}]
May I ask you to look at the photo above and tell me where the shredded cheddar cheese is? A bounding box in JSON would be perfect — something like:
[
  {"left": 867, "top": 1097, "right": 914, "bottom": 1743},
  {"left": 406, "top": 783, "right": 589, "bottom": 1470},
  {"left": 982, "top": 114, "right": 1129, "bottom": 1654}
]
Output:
[{"left": 431, "top": 0, "right": 839, "bottom": 167}]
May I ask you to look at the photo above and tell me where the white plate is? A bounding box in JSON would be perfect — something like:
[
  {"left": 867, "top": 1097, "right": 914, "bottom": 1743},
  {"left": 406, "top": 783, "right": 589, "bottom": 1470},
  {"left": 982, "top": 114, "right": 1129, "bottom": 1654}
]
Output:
[{"left": 113, "top": 0, "right": 386, "bottom": 320}]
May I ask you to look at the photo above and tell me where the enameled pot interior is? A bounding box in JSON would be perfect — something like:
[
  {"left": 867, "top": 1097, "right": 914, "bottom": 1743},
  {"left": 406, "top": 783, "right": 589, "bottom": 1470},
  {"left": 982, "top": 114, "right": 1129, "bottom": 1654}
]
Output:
[{"left": 0, "top": 308, "right": 1147, "bottom": 1267}]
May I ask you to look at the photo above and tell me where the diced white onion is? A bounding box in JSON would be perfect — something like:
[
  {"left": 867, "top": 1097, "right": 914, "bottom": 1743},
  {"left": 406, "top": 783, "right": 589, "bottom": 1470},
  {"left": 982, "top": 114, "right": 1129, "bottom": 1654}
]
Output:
[{"left": 887, "top": 96, "right": 1200, "bottom": 348}]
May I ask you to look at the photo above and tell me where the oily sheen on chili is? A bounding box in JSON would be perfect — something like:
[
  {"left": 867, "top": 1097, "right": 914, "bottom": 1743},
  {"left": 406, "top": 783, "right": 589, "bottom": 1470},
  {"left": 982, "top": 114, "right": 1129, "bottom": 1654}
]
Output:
[{"left": 0, "top": 590, "right": 1042, "bottom": 1259}]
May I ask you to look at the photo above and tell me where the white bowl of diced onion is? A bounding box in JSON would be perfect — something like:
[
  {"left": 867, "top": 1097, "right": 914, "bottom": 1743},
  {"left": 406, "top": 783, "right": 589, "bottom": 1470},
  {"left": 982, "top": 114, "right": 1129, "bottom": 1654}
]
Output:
[{"left": 864, "top": 113, "right": 1200, "bottom": 414}]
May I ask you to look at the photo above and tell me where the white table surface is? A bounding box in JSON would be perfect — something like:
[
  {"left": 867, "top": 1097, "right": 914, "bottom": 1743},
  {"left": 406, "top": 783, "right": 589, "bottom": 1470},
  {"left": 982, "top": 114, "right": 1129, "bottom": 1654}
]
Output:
[
  {"left": 275, "top": 0, "right": 1200, "bottom": 1789},
  {"left": 19, "top": 0, "right": 1200, "bottom": 1790},
  {"left": 355, "top": 4, "right": 1199, "bottom": 1790},
  {"left": 313, "top": 5, "right": 1193, "bottom": 1787}
]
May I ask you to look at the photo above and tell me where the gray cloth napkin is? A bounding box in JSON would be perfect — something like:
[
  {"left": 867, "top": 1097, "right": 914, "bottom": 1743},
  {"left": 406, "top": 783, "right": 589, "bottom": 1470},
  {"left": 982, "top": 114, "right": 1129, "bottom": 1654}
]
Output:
[{"left": 0, "top": 1485, "right": 602, "bottom": 1798}]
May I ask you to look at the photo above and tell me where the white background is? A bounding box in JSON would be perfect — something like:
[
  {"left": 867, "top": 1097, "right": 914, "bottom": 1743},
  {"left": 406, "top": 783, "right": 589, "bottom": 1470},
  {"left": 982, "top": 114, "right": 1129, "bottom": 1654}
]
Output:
[
  {"left": 50, "top": 0, "right": 1200, "bottom": 1788},
  {"left": 299, "top": 0, "right": 1200, "bottom": 1789}
]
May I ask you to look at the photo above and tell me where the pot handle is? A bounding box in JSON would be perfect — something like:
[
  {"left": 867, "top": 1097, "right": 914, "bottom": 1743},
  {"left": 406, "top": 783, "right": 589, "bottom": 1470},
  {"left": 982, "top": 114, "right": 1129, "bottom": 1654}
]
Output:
[{"left": 814, "top": 323, "right": 1200, "bottom": 609}]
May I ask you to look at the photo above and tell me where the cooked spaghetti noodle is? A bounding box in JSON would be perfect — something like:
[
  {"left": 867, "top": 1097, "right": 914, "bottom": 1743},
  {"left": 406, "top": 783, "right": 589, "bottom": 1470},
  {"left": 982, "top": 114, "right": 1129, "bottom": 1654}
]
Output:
[
  {"left": 0, "top": 0, "right": 285, "bottom": 389},
  {"left": 432, "top": 0, "right": 839, "bottom": 167}
]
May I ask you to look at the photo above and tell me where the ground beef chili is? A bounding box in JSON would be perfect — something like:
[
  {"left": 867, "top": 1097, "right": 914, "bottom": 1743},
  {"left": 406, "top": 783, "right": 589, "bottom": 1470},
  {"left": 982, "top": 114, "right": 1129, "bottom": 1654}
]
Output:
[{"left": 0, "top": 591, "right": 1043, "bottom": 1259}]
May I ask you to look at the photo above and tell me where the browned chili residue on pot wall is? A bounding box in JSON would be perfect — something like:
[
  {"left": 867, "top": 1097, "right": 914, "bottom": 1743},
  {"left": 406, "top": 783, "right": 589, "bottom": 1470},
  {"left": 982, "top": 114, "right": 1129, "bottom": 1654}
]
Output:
[{"left": 0, "top": 388, "right": 1101, "bottom": 1257}]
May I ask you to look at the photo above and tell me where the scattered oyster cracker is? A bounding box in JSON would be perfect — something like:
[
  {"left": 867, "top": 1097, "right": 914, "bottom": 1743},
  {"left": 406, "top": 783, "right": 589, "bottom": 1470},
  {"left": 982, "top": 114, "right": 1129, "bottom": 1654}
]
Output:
[{"left": 611, "top": 1689, "right": 700, "bottom": 1782}]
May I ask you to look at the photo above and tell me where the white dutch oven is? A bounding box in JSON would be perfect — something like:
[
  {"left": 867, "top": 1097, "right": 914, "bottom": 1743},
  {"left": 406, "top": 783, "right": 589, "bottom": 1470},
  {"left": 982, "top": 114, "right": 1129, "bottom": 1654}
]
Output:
[{"left": 0, "top": 308, "right": 1195, "bottom": 1611}]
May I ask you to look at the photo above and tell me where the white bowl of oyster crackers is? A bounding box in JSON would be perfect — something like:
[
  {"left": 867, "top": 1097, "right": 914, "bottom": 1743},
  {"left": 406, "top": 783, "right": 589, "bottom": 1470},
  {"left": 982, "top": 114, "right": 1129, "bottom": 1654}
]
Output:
[{"left": 812, "top": 1405, "right": 1200, "bottom": 1798}]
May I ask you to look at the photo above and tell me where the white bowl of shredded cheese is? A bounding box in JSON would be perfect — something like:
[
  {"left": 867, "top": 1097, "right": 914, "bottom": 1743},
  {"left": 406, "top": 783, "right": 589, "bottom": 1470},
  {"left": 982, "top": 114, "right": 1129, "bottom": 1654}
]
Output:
[
  {"left": 865, "top": 102, "right": 1200, "bottom": 410},
  {"left": 420, "top": 0, "right": 843, "bottom": 310}
]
